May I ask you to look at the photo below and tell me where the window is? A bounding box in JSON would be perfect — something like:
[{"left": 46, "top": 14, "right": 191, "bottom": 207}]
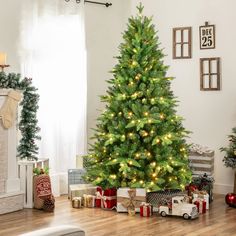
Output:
[
  {"left": 173, "top": 27, "right": 192, "bottom": 59},
  {"left": 200, "top": 57, "right": 220, "bottom": 91}
]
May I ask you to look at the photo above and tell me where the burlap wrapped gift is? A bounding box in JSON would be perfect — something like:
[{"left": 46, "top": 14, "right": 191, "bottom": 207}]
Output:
[
  {"left": 33, "top": 174, "right": 52, "bottom": 209},
  {"left": 117, "top": 188, "right": 146, "bottom": 213}
]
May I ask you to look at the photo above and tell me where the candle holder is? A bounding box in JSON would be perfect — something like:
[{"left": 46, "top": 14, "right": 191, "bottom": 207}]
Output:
[{"left": 0, "top": 65, "right": 10, "bottom": 72}]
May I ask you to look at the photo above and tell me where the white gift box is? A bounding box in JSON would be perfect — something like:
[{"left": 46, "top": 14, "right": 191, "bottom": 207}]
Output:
[
  {"left": 117, "top": 188, "right": 146, "bottom": 213},
  {"left": 193, "top": 192, "right": 209, "bottom": 210}
]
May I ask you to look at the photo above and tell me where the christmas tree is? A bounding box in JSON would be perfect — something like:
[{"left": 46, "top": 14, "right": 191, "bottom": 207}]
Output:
[
  {"left": 220, "top": 127, "right": 236, "bottom": 168},
  {"left": 220, "top": 127, "right": 236, "bottom": 194},
  {"left": 85, "top": 4, "right": 192, "bottom": 191}
]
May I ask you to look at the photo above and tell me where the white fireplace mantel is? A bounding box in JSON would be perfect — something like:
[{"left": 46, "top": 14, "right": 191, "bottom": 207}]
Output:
[{"left": 0, "top": 89, "right": 23, "bottom": 214}]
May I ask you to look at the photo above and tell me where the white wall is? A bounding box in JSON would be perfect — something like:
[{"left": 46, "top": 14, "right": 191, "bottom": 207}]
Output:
[
  {"left": 131, "top": 0, "right": 236, "bottom": 193},
  {"left": 0, "top": 0, "right": 21, "bottom": 72},
  {"left": 86, "top": 0, "right": 131, "bottom": 140}
]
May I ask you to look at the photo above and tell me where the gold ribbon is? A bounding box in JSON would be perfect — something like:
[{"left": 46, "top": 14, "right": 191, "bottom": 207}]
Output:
[
  {"left": 117, "top": 196, "right": 145, "bottom": 208},
  {"left": 96, "top": 191, "right": 117, "bottom": 208},
  {"left": 193, "top": 190, "right": 208, "bottom": 198}
]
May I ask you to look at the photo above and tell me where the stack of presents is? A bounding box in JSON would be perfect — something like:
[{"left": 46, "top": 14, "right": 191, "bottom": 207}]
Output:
[{"left": 68, "top": 144, "right": 214, "bottom": 217}]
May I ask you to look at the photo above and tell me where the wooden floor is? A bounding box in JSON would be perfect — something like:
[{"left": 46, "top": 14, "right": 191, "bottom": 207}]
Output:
[{"left": 0, "top": 194, "right": 235, "bottom": 236}]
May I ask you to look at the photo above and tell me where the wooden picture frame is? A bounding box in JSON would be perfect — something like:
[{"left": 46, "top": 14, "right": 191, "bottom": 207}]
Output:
[
  {"left": 199, "top": 22, "right": 215, "bottom": 49},
  {"left": 200, "top": 57, "right": 220, "bottom": 91},
  {"left": 173, "top": 27, "right": 192, "bottom": 59}
]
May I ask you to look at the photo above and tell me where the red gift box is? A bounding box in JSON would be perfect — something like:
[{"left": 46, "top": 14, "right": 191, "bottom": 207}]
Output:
[
  {"left": 193, "top": 199, "right": 206, "bottom": 214},
  {"left": 140, "top": 203, "right": 152, "bottom": 217},
  {"left": 96, "top": 187, "right": 117, "bottom": 209},
  {"left": 185, "top": 184, "right": 198, "bottom": 196}
]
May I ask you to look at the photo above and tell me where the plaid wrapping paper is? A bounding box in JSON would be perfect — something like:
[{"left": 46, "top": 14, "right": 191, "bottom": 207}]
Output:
[
  {"left": 147, "top": 189, "right": 186, "bottom": 211},
  {"left": 68, "top": 169, "right": 87, "bottom": 194}
]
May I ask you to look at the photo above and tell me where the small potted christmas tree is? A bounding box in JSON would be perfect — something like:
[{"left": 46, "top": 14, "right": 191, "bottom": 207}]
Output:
[{"left": 220, "top": 127, "right": 236, "bottom": 193}]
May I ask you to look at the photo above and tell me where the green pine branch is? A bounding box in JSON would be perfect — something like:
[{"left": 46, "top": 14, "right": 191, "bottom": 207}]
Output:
[{"left": 0, "top": 72, "right": 40, "bottom": 161}]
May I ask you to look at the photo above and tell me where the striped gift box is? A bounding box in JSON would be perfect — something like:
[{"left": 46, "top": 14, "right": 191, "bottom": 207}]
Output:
[{"left": 189, "top": 149, "right": 214, "bottom": 177}]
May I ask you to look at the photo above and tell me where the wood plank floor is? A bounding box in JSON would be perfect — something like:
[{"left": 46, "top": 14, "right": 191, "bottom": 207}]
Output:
[{"left": 0, "top": 194, "right": 235, "bottom": 236}]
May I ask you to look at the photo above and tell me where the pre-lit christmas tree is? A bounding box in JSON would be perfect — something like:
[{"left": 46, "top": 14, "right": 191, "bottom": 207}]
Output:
[{"left": 85, "top": 4, "right": 192, "bottom": 191}]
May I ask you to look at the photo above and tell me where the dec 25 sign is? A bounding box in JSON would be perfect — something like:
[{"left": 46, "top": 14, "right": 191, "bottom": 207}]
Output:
[{"left": 199, "top": 22, "right": 215, "bottom": 49}]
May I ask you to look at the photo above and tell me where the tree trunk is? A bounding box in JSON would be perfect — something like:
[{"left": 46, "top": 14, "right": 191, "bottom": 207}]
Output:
[{"left": 234, "top": 171, "right": 236, "bottom": 194}]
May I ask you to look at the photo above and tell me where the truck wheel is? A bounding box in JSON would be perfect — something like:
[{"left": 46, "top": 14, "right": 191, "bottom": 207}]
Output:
[
  {"left": 183, "top": 213, "right": 189, "bottom": 220},
  {"left": 161, "top": 211, "right": 167, "bottom": 217}
]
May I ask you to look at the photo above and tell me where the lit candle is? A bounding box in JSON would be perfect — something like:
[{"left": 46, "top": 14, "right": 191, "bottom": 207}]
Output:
[{"left": 0, "top": 53, "right": 6, "bottom": 65}]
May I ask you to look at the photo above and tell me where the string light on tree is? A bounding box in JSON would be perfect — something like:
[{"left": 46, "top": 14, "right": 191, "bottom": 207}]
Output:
[
  {"left": 160, "top": 113, "right": 165, "bottom": 119},
  {"left": 135, "top": 74, "right": 141, "bottom": 80},
  {"left": 151, "top": 162, "right": 156, "bottom": 167},
  {"left": 135, "top": 153, "right": 140, "bottom": 158}
]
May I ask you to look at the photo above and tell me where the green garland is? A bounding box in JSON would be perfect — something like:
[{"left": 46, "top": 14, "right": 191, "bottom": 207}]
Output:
[{"left": 0, "top": 72, "right": 40, "bottom": 161}]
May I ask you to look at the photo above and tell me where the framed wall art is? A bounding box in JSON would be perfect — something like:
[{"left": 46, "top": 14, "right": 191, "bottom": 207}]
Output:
[
  {"left": 200, "top": 57, "right": 220, "bottom": 91},
  {"left": 199, "top": 22, "right": 215, "bottom": 49},
  {"left": 173, "top": 27, "right": 192, "bottom": 59}
]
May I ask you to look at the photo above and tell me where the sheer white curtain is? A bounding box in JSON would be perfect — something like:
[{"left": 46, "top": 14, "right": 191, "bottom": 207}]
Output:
[{"left": 19, "top": 0, "right": 87, "bottom": 195}]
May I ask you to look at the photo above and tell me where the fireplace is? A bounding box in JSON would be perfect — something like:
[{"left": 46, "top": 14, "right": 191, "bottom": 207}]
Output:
[{"left": 0, "top": 89, "right": 23, "bottom": 214}]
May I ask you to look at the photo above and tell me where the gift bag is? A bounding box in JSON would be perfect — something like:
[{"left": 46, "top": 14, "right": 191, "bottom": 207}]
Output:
[{"left": 33, "top": 174, "right": 52, "bottom": 209}]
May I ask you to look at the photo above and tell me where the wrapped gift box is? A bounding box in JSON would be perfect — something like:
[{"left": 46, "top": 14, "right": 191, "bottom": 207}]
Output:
[
  {"left": 193, "top": 190, "right": 209, "bottom": 210},
  {"left": 193, "top": 198, "right": 206, "bottom": 214},
  {"left": 191, "top": 174, "right": 214, "bottom": 203},
  {"left": 189, "top": 144, "right": 214, "bottom": 177},
  {"left": 72, "top": 197, "right": 82, "bottom": 208},
  {"left": 140, "top": 203, "right": 153, "bottom": 217},
  {"left": 83, "top": 194, "right": 96, "bottom": 208},
  {"left": 117, "top": 188, "right": 146, "bottom": 213},
  {"left": 96, "top": 187, "right": 117, "bottom": 209},
  {"left": 69, "top": 184, "right": 97, "bottom": 200}
]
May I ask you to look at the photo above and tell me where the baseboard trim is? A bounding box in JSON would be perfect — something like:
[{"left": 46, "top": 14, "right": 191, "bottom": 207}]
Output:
[
  {"left": 50, "top": 172, "right": 68, "bottom": 197},
  {"left": 214, "top": 183, "right": 233, "bottom": 194}
]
